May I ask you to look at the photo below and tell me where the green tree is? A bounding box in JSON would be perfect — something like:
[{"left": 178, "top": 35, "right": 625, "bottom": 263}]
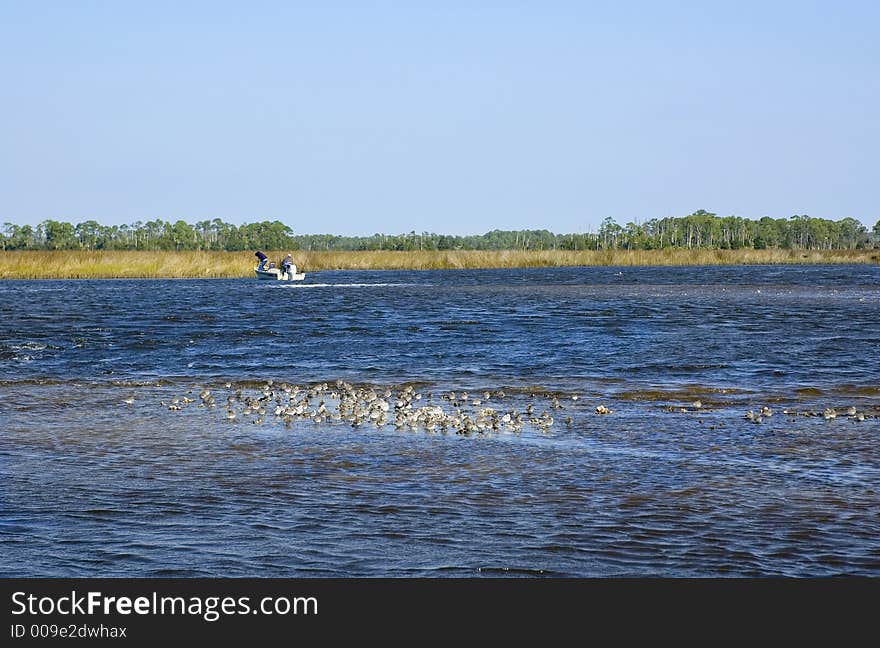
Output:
[
  {"left": 6, "top": 224, "right": 37, "bottom": 249},
  {"left": 598, "top": 217, "right": 622, "bottom": 249},
  {"left": 74, "top": 220, "right": 103, "bottom": 249},
  {"left": 43, "top": 220, "right": 77, "bottom": 249},
  {"left": 169, "top": 220, "right": 196, "bottom": 250},
  {"left": 837, "top": 217, "right": 867, "bottom": 249}
]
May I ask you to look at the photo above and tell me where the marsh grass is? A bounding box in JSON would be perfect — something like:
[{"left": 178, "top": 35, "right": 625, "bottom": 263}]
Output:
[{"left": 1, "top": 248, "right": 877, "bottom": 279}]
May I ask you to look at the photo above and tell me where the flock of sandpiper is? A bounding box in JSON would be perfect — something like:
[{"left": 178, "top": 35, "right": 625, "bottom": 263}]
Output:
[
  {"left": 153, "top": 379, "right": 875, "bottom": 434},
  {"left": 160, "top": 380, "right": 588, "bottom": 434},
  {"left": 744, "top": 405, "right": 868, "bottom": 424}
]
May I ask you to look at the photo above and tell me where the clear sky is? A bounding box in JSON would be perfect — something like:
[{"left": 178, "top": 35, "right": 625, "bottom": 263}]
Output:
[{"left": 1, "top": 1, "right": 877, "bottom": 235}]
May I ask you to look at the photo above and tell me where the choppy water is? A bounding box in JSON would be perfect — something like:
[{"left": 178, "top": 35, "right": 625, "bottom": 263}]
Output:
[{"left": 1, "top": 265, "right": 879, "bottom": 576}]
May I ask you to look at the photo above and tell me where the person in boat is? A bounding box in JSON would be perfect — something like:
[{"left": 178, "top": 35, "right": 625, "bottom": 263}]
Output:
[
  {"left": 280, "top": 254, "right": 297, "bottom": 278},
  {"left": 255, "top": 251, "right": 269, "bottom": 271}
]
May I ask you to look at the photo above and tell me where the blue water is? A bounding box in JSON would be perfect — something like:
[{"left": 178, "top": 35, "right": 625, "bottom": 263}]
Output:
[{"left": 1, "top": 265, "right": 879, "bottom": 576}]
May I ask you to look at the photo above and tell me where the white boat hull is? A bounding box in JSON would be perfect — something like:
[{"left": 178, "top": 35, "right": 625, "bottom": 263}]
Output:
[{"left": 255, "top": 267, "right": 305, "bottom": 281}]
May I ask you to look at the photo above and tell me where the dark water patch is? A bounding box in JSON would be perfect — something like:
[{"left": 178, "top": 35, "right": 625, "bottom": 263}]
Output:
[
  {"left": 235, "top": 328, "right": 281, "bottom": 338},
  {"left": 616, "top": 386, "right": 751, "bottom": 405},
  {"left": 831, "top": 385, "right": 880, "bottom": 397},
  {"left": 476, "top": 566, "right": 555, "bottom": 577}
]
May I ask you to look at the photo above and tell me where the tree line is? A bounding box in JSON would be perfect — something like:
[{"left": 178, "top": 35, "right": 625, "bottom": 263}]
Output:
[
  {"left": 0, "top": 219, "right": 296, "bottom": 252},
  {"left": 2, "top": 211, "right": 878, "bottom": 252}
]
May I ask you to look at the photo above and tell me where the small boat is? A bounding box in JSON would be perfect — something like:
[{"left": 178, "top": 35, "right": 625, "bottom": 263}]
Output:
[{"left": 255, "top": 266, "right": 306, "bottom": 281}]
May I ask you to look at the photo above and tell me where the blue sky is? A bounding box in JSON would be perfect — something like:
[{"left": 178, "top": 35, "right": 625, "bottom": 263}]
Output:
[{"left": 1, "top": 1, "right": 877, "bottom": 235}]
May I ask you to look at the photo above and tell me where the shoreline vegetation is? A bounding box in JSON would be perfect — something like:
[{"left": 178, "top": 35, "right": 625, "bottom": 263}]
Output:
[
  {"left": 1, "top": 249, "right": 877, "bottom": 279},
  {"left": 3, "top": 212, "right": 879, "bottom": 254}
]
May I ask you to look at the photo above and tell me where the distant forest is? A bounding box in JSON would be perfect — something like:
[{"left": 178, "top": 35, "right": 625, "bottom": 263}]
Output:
[{"left": 2, "top": 211, "right": 879, "bottom": 252}]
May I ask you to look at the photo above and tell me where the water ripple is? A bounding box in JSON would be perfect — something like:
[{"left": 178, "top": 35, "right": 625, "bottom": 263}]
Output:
[{"left": 1, "top": 266, "right": 879, "bottom": 576}]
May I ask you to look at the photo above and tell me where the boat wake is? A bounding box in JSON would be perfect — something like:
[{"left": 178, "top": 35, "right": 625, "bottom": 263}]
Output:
[{"left": 275, "top": 283, "right": 424, "bottom": 288}]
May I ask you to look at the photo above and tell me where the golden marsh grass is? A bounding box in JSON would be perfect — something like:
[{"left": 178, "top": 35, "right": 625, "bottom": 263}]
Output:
[{"left": 0, "top": 248, "right": 877, "bottom": 279}]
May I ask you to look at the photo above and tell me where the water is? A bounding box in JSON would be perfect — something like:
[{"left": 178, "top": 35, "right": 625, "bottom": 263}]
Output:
[{"left": 1, "top": 265, "right": 878, "bottom": 576}]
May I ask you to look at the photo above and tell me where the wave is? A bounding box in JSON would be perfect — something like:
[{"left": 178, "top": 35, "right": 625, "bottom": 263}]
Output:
[{"left": 275, "top": 283, "right": 424, "bottom": 288}]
